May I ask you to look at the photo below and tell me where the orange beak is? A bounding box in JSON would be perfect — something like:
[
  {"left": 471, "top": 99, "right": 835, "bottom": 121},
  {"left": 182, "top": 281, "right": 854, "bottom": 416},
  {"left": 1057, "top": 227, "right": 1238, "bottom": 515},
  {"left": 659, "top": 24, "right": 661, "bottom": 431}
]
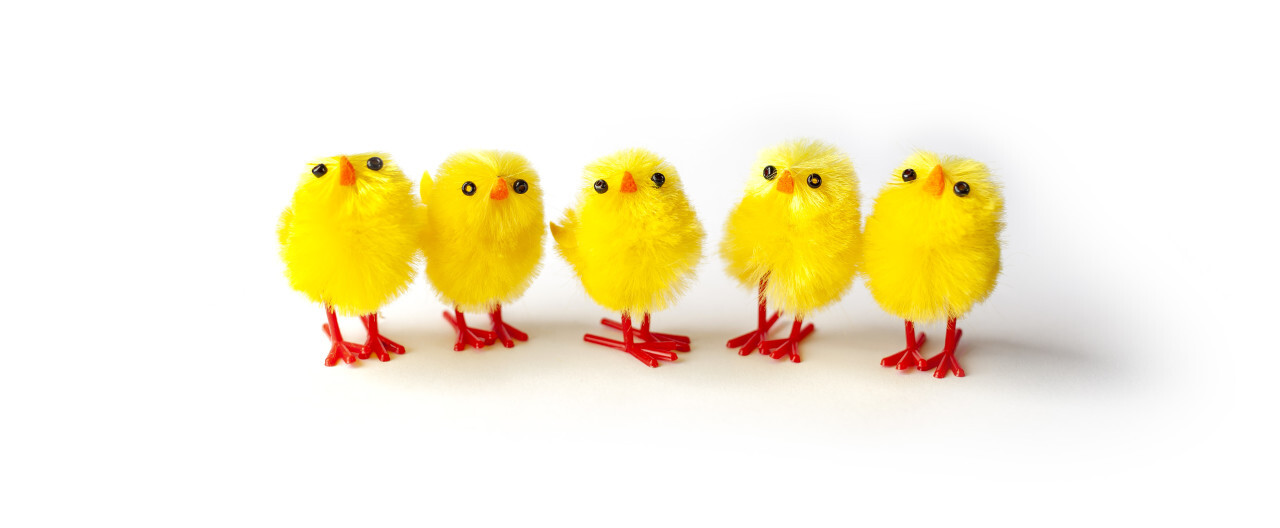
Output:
[
  {"left": 338, "top": 156, "right": 357, "bottom": 187},
  {"left": 925, "top": 164, "right": 946, "bottom": 197},
  {"left": 620, "top": 171, "right": 638, "bottom": 193},
  {"left": 490, "top": 177, "right": 509, "bottom": 200},
  {"left": 776, "top": 170, "right": 794, "bottom": 194}
]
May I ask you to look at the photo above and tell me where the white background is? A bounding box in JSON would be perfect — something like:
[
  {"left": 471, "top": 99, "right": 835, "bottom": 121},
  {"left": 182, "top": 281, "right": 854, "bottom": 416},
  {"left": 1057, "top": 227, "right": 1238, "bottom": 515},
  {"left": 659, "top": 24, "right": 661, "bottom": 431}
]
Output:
[{"left": 1, "top": 1, "right": 1276, "bottom": 526}]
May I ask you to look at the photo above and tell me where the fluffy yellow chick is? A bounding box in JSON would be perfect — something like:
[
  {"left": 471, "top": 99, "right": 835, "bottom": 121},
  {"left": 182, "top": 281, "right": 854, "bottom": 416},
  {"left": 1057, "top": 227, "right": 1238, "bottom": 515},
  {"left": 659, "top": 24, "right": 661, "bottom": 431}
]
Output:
[
  {"left": 863, "top": 151, "right": 1004, "bottom": 378},
  {"left": 279, "top": 153, "right": 423, "bottom": 366},
  {"left": 551, "top": 148, "right": 704, "bottom": 367},
  {"left": 720, "top": 139, "right": 862, "bottom": 363},
  {"left": 420, "top": 150, "right": 545, "bottom": 350}
]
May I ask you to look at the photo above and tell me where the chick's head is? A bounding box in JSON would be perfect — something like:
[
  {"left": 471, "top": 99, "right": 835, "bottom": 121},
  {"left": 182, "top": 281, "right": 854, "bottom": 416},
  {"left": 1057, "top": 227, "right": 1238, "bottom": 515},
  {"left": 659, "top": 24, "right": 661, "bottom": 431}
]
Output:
[
  {"left": 879, "top": 151, "right": 1003, "bottom": 239},
  {"left": 294, "top": 152, "right": 408, "bottom": 208},
  {"left": 579, "top": 148, "right": 686, "bottom": 217},
  {"left": 745, "top": 139, "right": 857, "bottom": 217},
  {"left": 425, "top": 150, "right": 543, "bottom": 235}
]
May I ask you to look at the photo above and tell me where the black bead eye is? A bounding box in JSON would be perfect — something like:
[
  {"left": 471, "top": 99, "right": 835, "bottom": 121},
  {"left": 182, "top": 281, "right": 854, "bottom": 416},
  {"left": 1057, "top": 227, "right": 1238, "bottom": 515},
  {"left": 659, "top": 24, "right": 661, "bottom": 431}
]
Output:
[
  {"left": 651, "top": 173, "right": 665, "bottom": 188},
  {"left": 953, "top": 181, "right": 970, "bottom": 197},
  {"left": 462, "top": 181, "right": 477, "bottom": 196},
  {"left": 312, "top": 164, "right": 327, "bottom": 177},
  {"left": 366, "top": 157, "right": 383, "bottom": 171},
  {"left": 901, "top": 168, "right": 916, "bottom": 182},
  {"left": 594, "top": 179, "right": 608, "bottom": 194},
  {"left": 763, "top": 165, "right": 777, "bottom": 180},
  {"left": 807, "top": 173, "right": 821, "bottom": 188},
  {"left": 513, "top": 179, "right": 529, "bottom": 194}
]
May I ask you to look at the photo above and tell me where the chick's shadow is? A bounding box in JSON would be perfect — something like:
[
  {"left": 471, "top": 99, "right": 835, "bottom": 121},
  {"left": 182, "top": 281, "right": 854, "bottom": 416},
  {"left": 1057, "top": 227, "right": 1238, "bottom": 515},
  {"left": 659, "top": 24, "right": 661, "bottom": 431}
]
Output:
[{"left": 360, "top": 314, "right": 627, "bottom": 390}]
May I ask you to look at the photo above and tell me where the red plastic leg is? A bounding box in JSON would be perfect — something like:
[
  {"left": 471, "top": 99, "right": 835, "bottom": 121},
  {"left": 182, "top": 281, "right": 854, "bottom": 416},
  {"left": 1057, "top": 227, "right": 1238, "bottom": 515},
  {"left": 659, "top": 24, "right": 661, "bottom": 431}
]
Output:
[
  {"left": 356, "top": 313, "right": 405, "bottom": 362},
  {"left": 600, "top": 313, "right": 690, "bottom": 352},
  {"left": 920, "top": 318, "right": 965, "bottom": 378},
  {"left": 726, "top": 278, "right": 780, "bottom": 355},
  {"left": 759, "top": 317, "right": 814, "bottom": 363},
  {"left": 489, "top": 304, "right": 529, "bottom": 348},
  {"left": 320, "top": 304, "right": 363, "bottom": 367},
  {"left": 584, "top": 312, "right": 681, "bottom": 367},
  {"left": 442, "top": 308, "right": 496, "bottom": 351},
  {"left": 880, "top": 320, "right": 928, "bottom": 371},
  {"left": 638, "top": 313, "right": 690, "bottom": 345}
]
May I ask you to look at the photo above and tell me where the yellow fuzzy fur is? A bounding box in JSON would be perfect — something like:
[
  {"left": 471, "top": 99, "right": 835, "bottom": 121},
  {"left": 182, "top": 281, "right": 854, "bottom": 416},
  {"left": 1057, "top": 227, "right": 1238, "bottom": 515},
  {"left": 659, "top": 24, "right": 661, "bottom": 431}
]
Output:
[
  {"left": 862, "top": 151, "right": 1005, "bottom": 322},
  {"left": 421, "top": 150, "right": 545, "bottom": 312},
  {"left": 551, "top": 148, "right": 704, "bottom": 313},
  {"left": 720, "top": 139, "right": 862, "bottom": 316},
  {"left": 279, "top": 152, "right": 423, "bottom": 316}
]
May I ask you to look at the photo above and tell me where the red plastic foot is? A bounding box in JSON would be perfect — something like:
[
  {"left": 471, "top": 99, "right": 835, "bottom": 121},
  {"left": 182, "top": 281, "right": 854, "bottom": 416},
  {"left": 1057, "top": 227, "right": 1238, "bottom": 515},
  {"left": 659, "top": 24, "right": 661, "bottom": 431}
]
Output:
[
  {"left": 320, "top": 304, "right": 363, "bottom": 367},
  {"left": 727, "top": 311, "right": 780, "bottom": 355},
  {"left": 584, "top": 334, "right": 680, "bottom": 367},
  {"left": 921, "top": 350, "right": 965, "bottom": 378},
  {"left": 489, "top": 305, "right": 528, "bottom": 348},
  {"left": 325, "top": 338, "right": 364, "bottom": 367},
  {"left": 881, "top": 320, "right": 928, "bottom": 371},
  {"left": 359, "top": 313, "right": 405, "bottom": 362},
  {"left": 920, "top": 319, "right": 965, "bottom": 378},
  {"left": 585, "top": 313, "right": 681, "bottom": 367},
  {"left": 727, "top": 278, "right": 779, "bottom": 355},
  {"left": 321, "top": 323, "right": 365, "bottom": 364},
  {"left": 442, "top": 309, "right": 496, "bottom": 351},
  {"left": 759, "top": 319, "right": 815, "bottom": 363},
  {"left": 600, "top": 313, "right": 690, "bottom": 352}
]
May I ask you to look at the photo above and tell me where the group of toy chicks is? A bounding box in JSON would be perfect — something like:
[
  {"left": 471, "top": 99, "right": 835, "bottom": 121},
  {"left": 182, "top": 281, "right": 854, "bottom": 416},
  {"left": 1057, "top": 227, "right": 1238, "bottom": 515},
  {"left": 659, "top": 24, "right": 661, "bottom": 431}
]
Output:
[{"left": 278, "top": 140, "right": 1004, "bottom": 378}]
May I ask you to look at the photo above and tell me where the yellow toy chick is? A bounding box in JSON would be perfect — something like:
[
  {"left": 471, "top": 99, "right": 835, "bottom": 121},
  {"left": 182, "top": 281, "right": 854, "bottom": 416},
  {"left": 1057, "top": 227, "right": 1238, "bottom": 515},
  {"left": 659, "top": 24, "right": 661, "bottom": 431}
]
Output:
[
  {"left": 863, "top": 151, "right": 1004, "bottom": 378},
  {"left": 551, "top": 148, "right": 704, "bottom": 367},
  {"left": 279, "top": 153, "right": 423, "bottom": 366},
  {"left": 720, "top": 139, "right": 862, "bottom": 362},
  {"left": 420, "top": 150, "right": 545, "bottom": 350}
]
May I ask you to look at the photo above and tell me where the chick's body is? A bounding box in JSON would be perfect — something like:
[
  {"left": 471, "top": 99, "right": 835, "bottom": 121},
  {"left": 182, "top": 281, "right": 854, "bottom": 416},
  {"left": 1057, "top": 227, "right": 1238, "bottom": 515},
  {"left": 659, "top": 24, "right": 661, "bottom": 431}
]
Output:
[
  {"left": 421, "top": 150, "right": 544, "bottom": 350},
  {"left": 553, "top": 149, "right": 703, "bottom": 313},
  {"left": 864, "top": 151, "right": 1004, "bottom": 377},
  {"left": 552, "top": 148, "right": 703, "bottom": 367},
  {"left": 279, "top": 152, "right": 422, "bottom": 365},
  {"left": 720, "top": 139, "right": 861, "bottom": 362},
  {"left": 863, "top": 152, "right": 1003, "bottom": 322},
  {"left": 423, "top": 151, "right": 544, "bottom": 310},
  {"left": 722, "top": 139, "right": 862, "bottom": 316}
]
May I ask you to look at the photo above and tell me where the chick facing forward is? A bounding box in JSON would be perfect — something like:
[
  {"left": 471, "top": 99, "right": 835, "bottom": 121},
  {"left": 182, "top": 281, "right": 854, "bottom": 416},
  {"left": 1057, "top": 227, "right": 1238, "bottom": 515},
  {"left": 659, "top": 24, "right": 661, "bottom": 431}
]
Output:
[
  {"left": 551, "top": 148, "right": 704, "bottom": 367},
  {"left": 420, "top": 150, "right": 545, "bottom": 351},
  {"left": 720, "top": 139, "right": 862, "bottom": 363},
  {"left": 863, "top": 151, "right": 1004, "bottom": 378},
  {"left": 279, "top": 153, "right": 423, "bottom": 366}
]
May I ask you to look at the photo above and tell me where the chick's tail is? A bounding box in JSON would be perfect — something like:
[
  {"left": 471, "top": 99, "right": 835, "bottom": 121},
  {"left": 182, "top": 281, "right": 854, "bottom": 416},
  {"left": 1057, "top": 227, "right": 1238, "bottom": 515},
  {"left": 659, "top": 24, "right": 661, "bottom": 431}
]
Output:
[
  {"left": 419, "top": 169, "right": 434, "bottom": 204},
  {"left": 550, "top": 210, "right": 579, "bottom": 264},
  {"left": 277, "top": 207, "right": 294, "bottom": 247}
]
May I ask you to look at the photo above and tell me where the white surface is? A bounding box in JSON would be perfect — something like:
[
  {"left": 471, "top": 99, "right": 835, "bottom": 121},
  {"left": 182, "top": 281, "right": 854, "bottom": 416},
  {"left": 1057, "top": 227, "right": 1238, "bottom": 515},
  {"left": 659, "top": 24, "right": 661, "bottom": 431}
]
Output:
[{"left": 1, "top": 1, "right": 1276, "bottom": 526}]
